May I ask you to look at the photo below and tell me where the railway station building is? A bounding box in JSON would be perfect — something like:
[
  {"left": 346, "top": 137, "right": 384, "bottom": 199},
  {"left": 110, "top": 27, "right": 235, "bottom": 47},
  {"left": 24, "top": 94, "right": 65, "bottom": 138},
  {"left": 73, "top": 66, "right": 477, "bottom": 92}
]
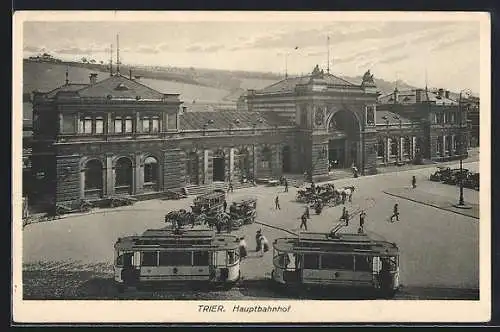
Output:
[{"left": 28, "top": 65, "right": 470, "bottom": 207}]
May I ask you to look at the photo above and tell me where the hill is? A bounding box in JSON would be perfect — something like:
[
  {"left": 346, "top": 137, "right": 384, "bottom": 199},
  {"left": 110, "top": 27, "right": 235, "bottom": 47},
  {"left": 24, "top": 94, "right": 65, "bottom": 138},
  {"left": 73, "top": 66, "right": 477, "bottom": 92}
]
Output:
[{"left": 23, "top": 59, "right": 420, "bottom": 106}]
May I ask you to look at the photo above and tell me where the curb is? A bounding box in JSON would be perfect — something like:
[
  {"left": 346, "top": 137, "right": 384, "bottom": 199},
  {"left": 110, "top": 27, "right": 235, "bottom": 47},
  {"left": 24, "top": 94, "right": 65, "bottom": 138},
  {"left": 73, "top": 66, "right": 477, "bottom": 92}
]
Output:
[{"left": 382, "top": 190, "right": 479, "bottom": 220}]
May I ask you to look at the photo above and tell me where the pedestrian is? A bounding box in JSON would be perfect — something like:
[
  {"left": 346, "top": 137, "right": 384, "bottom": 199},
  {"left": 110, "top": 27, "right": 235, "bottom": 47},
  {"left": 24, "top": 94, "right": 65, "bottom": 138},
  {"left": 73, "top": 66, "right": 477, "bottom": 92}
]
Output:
[
  {"left": 259, "top": 234, "right": 270, "bottom": 256},
  {"left": 226, "top": 216, "right": 233, "bottom": 233},
  {"left": 412, "top": 176, "right": 417, "bottom": 189},
  {"left": 305, "top": 205, "right": 310, "bottom": 219},
  {"left": 340, "top": 206, "right": 349, "bottom": 226},
  {"left": 223, "top": 200, "right": 227, "bottom": 212},
  {"left": 300, "top": 213, "right": 308, "bottom": 231},
  {"left": 229, "top": 182, "right": 234, "bottom": 193},
  {"left": 390, "top": 203, "right": 400, "bottom": 222},
  {"left": 255, "top": 230, "right": 262, "bottom": 252},
  {"left": 341, "top": 191, "right": 347, "bottom": 204},
  {"left": 275, "top": 195, "right": 281, "bottom": 210},
  {"left": 215, "top": 219, "right": 222, "bottom": 234},
  {"left": 357, "top": 226, "right": 364, "bottom": 234},
  {"left": 359, "top": 210, "right": 366, "bottom": 230},
  {"left": 284, "top": 179, "right": 288, "bottom": 192},
  {"left": 239, "top": 236, "right": 248, "bottom": 259}
]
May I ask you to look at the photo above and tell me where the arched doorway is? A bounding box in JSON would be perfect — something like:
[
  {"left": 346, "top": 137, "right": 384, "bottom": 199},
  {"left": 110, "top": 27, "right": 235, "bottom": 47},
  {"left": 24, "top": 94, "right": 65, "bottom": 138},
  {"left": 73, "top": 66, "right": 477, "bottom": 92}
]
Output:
[
  {"left": 238, "top": 147, "right": 251, "bottom": 181},
  {"left": 84, "top": 159, "right": 103, "bottom": 199},
  {"left": 143, "top": 156, "right": 159, "bottom": 192},
  {"left": 282, "top": 145, "right": 291, "bottom": 173},
  {"left": 115, "top": 157, "right": 133, "bottom": 195},
  {"left": 186, "top": 151, "right": 199, "bottom": 185},
  {"left": 212, "top": 149, "right": 225, "bottom": 182},
  {"left": 327, "top": 109, "right": 360, "bottom": 169}
]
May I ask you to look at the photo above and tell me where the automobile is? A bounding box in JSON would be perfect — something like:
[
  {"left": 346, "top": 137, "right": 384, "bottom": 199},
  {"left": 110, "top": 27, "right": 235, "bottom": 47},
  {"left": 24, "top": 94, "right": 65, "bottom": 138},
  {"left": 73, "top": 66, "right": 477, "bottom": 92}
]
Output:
[{"left": 429, "top": 167, "right": 451, "bottom": 182}]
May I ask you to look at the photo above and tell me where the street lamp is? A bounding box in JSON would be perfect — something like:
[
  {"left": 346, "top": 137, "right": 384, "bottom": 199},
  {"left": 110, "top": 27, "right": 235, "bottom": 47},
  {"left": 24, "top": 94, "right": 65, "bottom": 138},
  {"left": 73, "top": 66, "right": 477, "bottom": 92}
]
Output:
[{"left": 455, "top": 88, "right": 472, "bottom": 209}]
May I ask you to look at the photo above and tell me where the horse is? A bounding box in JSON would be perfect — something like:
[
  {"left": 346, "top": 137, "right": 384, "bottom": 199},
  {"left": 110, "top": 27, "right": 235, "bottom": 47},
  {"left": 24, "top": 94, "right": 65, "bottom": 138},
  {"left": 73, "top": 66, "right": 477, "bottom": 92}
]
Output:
[{"left": 335, "top": 186, "right": 356, "bottom": 203}]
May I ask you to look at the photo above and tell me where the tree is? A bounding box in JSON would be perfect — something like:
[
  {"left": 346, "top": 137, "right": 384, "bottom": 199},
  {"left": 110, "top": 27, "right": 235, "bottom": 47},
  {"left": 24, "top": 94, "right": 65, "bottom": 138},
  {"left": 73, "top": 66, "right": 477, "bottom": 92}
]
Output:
[{"left": 81, "top": 57, "right": 87, "bottom": 63}]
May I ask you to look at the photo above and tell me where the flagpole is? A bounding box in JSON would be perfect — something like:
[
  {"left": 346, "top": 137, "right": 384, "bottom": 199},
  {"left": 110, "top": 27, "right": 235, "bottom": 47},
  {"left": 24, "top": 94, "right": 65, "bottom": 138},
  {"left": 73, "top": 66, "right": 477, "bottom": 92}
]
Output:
[{"left": 327, "top": 35, "right": 330, "bottom": 74}]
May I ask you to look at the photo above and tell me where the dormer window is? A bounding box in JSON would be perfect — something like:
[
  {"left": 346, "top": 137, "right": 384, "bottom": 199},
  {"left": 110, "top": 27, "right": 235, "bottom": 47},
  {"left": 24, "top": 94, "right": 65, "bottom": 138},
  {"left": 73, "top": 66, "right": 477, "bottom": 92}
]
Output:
[{"left": 115, "top": 83, "right": 129, "bottom": 91}]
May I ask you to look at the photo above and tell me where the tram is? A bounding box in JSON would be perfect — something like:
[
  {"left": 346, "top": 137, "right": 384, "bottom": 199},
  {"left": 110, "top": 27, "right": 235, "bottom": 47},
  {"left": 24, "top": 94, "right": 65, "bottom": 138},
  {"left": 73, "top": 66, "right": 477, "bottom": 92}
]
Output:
[
  {"left": 113, "top": 226, "right": 241, "bottom": 292},
  {"left": 271, "top": 231, "right": 400, "bottom": 298}
]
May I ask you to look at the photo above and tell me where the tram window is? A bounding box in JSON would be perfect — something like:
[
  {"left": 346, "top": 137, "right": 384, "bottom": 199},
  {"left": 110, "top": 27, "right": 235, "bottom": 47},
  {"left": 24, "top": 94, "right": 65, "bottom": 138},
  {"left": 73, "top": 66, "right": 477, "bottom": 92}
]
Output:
[
  {"left": 303, "top": 254, "right": 320, "bottom": 269},
  {"left": 141, "top": 252, "right": 158, "bottom": 267},
  {"left": 321, "top": 254, "right": 354, "bottom": 270},
  {"left": 227, "top": 250, "right": 238, "bottom": 265},
  {"left": 382, "top": 256, "right": 398, "bottom": 271},
  {"left": 355, "top": 255, "right": 372, "bottom": 272},
  {"left": 116, "top": 252, "right": 133, "bottom": 267},
  {"left": 193, "top": 251, "right": 209, "bottom": 266},
  {"left": 159, "top": 251, "right": 192, "bottom": 266}
]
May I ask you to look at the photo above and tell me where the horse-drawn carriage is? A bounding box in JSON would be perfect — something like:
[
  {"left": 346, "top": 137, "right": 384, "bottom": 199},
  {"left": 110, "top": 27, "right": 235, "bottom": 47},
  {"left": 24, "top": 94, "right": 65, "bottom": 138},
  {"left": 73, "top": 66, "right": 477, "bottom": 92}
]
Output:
[
  {"left": 191, "top": 191, "right": 226, "bottom": 214},
  {"left": 229, "top": 197, "right": 257, "bottom": 224},
  {"left": 164, "top": 209, "right": 203, "bottom": 228},
  {"left": 442, "top": 168, "right": 470, "bottom": 185},
  {"left": 463, "top": 172, "right": 480, "bottom": 191}
]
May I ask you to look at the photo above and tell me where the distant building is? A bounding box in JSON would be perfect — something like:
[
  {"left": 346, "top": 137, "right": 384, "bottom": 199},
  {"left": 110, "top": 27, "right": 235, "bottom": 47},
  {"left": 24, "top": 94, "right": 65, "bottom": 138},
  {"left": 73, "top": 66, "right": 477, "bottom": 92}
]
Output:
[{"left": 377, "top": 87, "right": 470, "bottom": 163}]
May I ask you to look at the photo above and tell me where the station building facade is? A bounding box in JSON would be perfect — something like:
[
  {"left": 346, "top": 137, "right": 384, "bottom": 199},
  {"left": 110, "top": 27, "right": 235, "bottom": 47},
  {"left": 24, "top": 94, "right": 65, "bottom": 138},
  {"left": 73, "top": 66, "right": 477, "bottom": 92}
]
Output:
[{"left": 29, "top": 66, "right": 470, "bottom": 207}]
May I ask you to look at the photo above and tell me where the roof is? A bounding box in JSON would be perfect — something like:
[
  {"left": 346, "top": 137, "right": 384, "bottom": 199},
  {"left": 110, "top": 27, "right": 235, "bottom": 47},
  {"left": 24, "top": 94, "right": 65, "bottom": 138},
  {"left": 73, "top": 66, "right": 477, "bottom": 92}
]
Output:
[
  {"left": 378, "top": 89, "right": 458, "bottom": 106},
  {"left": 42, "top": 74, "right": 170, "bottom": 100},
  {"left": 273, "top": 232, "right": 399, "bottom": 254},
  {"left": 255, "top": 73, "right": 356, "bottom": 94},
  {"left": 180, "top": 110, "right": 295, "bottom": 131},
  {"left": 376, "top": 110, "right": 412, "bottom": 125}
]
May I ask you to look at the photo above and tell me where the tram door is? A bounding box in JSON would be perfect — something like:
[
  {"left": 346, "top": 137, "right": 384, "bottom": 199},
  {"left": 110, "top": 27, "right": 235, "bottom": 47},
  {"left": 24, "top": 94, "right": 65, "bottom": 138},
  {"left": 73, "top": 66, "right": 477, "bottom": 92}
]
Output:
[
  {"left": 213, "top": 251, "right": 228, "bottom": 281},
  {"left": 283, "top": 253, "right": 301, "bottom": 283}
]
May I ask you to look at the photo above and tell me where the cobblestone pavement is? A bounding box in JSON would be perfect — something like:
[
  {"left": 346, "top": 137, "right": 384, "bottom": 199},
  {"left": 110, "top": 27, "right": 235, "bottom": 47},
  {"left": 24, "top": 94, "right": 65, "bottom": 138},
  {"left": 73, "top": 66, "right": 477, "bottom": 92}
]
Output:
[{"left": 21, "top": 161, "right": 480, "bottom": 300}]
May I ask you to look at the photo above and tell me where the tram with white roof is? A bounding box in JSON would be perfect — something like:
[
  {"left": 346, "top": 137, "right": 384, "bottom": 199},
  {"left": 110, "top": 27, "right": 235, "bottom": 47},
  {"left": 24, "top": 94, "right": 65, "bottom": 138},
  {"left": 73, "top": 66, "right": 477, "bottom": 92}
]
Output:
[
  {"left": 113, "top": 226, "right": 241, "bottom": 292},
  {"left": 271, "top": 229, "right": 400, "bottom": 298}
]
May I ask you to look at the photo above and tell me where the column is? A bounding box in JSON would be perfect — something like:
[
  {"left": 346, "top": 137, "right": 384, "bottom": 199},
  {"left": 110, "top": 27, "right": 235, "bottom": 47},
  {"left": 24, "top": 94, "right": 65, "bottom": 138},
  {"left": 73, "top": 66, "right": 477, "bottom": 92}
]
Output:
[
  {"left": 204, "top": 149, "right": 209, "bottom": 184},
  {"left": 135, "top": 154, "right": 143, "bottom": 194},
  {"left": 399, "top": 137, "right": 404, "bottom": 161},
  {"left": 107, "top": 113, "right": 114, "bottom": 134},
  {"left": 385, "top": 137, "right": 390, "bottom": 164},
  {"left": 106, "top": 155, "right": 114, "bottom": 196},
  {"left": 344, "top": 140, "right": 350, "bottom": 167},
  {"left": 412, "top": 137, "right": 417, "bottom": 159},
  {"left": 136, "top": 112, "right": 141, "bottom": 133},
  {"left": 441, "top": 134, "right": 446, "bottom": 157},
  {"left": 229, "top": 148, "right": 235, "bottom": 182},
  {"left": 451, "top": 135, "right": 455, "bottom": 155},
  {"left": 80, "top": 170, "right": 85, "bottom": 199},
  {"left": 275, "top": 144, "right": 281, "bottom": 176}
]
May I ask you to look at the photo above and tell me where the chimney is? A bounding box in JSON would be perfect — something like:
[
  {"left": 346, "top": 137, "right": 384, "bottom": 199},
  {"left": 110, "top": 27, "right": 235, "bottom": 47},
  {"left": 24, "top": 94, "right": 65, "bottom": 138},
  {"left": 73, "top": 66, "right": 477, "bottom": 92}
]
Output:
[
  {"left": 129, "top": 68, "right": 132, "bottom": 80},
  {"left": 444, "top": 90, "right": 450, "bottom": 99},
  {"left": 415, "top": 89, "right": 424, "bottom": 103},
  {"left": 89, "top": 73, "right": 98, "bottom": 85},
  {"left": 393, "top": 87, "right": 399, "bottom": 103},
  {"left": 438, "top": 88, "right": 444, "bottom": 97}
]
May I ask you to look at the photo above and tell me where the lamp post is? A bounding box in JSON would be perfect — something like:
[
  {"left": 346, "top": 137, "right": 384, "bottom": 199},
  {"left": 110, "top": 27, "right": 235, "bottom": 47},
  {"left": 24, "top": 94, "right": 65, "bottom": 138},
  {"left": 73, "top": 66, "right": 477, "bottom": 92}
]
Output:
[{"left": 455, "top": 88, "right": 472, "bottom": 209}]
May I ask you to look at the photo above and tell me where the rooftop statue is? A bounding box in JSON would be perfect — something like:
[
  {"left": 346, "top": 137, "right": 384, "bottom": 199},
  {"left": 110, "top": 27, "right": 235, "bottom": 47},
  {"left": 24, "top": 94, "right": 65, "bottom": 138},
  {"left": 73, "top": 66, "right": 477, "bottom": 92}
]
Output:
[
  {"left": 311, "top": 64, "right": 324, "bottom": 78},
  {"left": 362, "top": 70, "right": 375, "bottom": 85}
]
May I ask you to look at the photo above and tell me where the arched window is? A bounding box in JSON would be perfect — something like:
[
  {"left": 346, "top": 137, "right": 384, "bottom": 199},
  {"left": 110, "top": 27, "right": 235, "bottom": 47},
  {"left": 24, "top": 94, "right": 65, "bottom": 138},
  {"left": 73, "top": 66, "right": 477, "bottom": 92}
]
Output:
[
  {"left": 261, "top": 147, "right": 272, "bottom": 169},
  {"left": 377, "top": 138, "right": 385, "bottom": 157},
  {"left": 84, "top": 159, "right": 103, "bottom": 198},
  {"left": 144, "top": 156, "right": 158, "bottom": 184},
  {"left": 404, "top": 137, "right": 411, "bottom": 155},
  {"left": 390, "top": 138, "right": 398, "bottom": 156},
  {"left": 115, "top": 157, "right": 133, "bottom": 194}
]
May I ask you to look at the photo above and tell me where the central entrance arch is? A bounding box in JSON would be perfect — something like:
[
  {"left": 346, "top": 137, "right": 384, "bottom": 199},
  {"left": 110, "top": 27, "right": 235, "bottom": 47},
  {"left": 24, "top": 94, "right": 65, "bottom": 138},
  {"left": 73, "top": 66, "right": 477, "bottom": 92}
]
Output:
[
  {"left": 212, "top": 149, "right": 225, "bottom": 182},
  {"left": 327, "top": 109, "right": 360, "bottom": 170}
]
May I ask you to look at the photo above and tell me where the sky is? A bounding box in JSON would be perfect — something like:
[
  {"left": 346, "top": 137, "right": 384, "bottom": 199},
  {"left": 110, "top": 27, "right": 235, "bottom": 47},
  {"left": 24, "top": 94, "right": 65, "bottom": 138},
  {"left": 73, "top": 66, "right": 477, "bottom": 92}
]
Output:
[{"left": 22, "top": 18, "right": 482, "bottom": 93}]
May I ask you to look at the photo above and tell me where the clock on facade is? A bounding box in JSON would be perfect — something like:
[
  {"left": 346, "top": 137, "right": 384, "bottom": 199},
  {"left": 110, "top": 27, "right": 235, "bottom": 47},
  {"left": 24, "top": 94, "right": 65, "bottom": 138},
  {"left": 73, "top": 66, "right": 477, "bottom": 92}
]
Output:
[{"left": 315, "top": 107, "right": 324, "bottom": 126}]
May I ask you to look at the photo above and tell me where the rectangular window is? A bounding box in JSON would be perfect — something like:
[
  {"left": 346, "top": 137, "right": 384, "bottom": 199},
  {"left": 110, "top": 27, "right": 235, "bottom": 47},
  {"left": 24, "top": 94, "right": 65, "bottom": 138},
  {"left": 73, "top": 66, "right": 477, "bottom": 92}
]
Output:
[
  {"left": 443, "top": 113, "right": 448, "bottom": 124},
  {"left": 193, "top": 251, "right": 209, "bottom": 266},
  {"left": 61, "top": 114, "right": 76, "bottom": 133},
  {"left": 142, "top": 117, "right": 150, "bottom": 132},
  {"left": 450, "top": 113, "right": 456, "bottom": 124},
  {"left": 261, "top": 160, "right": 270, "bottom": 169},
  {"left": 227, "top": 250, "right": 238, "bottom": 265},
  {"left": 152, "top": 117, "right": 160, "bottom": 133},
  {"left": 167, "top": 114, "right": 177, "bottom": 130},
  {"left": 82, "top": 117, "right": 92, "bottom": 134},
  {"left": 125, "top": 117, "right": 133, "bottom": 133},
  {"left": 159, "top": 251, "right": 192, "bottom": 266},
  {"left": 321, "top": 254, "right": 354, "bottom": 270},
  {"left": 141, "top": 252, "right": 158, "bottom": 267},
  {"left": 303, "top": 254, "right": 320, "bottom": 269},
  {"left": 95, "top": 117, "right": 104, "bottom": 134},
  {"left": 114, "top": 117, "right": 123, "bottom": 133}
]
